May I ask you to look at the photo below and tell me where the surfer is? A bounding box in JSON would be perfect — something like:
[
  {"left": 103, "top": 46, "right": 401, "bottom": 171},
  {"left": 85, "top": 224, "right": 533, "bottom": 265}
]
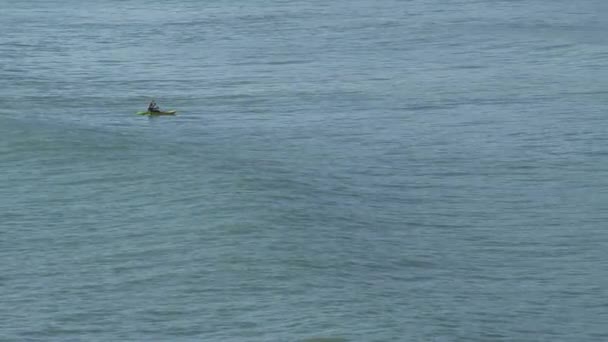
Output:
[{"left": 148, "top": 100, "right": 160, "bottom": 112}]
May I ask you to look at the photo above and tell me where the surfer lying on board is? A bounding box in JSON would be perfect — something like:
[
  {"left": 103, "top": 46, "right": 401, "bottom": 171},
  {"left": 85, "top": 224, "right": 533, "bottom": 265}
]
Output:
[{"left": 148, "top": 100, "right": 160, "bottom": 112}]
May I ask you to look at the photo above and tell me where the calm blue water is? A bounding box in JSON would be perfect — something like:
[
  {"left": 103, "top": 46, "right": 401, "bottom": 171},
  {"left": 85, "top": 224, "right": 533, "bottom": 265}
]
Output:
[{"left": 1, "top": 0, "right": 608, "bottom": 341}]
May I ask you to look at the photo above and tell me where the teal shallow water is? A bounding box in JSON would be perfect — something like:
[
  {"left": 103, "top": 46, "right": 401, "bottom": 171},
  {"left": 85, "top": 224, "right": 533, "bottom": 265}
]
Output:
[{"left": 1, "top": 0, "right": 608, "bottom": 340}]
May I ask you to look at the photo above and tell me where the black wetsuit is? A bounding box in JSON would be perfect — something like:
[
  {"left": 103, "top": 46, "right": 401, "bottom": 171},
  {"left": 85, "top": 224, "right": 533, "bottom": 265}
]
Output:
[{"left": 148, "top": 102, "right": 160, "bottom": 112}]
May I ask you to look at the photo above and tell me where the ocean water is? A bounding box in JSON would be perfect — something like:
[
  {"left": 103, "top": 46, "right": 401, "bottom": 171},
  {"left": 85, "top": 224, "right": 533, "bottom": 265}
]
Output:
[{"left": 1, "top": 0, "right": 607, "bottom": 340}]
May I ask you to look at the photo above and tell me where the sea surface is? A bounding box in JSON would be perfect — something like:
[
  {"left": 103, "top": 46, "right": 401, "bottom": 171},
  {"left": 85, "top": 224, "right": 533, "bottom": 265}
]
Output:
[{"left": 1, "top": 0, "right": 607, "bottom": 341}]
